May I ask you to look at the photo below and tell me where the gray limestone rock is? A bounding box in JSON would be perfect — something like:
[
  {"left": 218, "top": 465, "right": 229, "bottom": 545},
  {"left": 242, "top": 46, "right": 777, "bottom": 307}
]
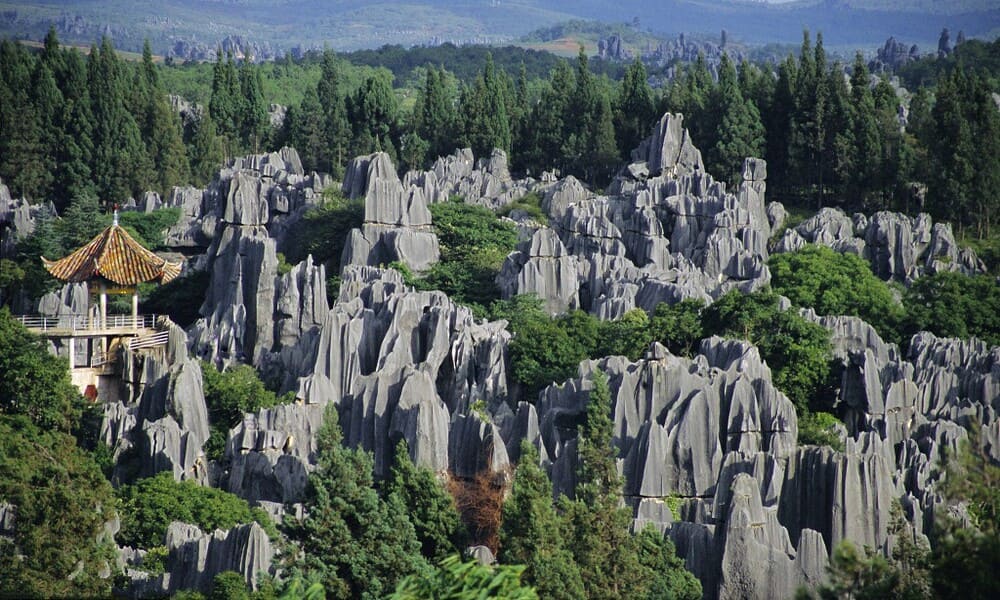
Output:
[
  {"left": 498, "top": 228, "right": 579, "bottom": 315},
  {"left": 158, "top": 521, "right": 274, "bottom": 595}
]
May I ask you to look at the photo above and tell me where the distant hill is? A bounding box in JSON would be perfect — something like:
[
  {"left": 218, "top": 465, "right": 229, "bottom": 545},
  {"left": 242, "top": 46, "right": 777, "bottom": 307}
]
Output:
[{"left": 0, "top": 0, "right": 996, "bottom": 56}]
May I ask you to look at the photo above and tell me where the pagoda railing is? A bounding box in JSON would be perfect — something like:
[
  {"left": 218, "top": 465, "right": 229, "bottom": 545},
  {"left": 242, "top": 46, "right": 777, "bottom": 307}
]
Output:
[{"left": 15, "top": 314, "right": 159, "bottom": 333}]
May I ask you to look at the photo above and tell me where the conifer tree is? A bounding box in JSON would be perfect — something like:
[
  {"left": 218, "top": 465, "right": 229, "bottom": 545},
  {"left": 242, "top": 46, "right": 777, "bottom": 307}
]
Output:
[
  {"left": 188, "top": 113, "right": 224, "bottom": 186},
  {"left": 52, "top": 49, "right": 95, "bottom": 206},
  {"left": 209, "top": 50, "right": 242, "bottom": 158},
  {"left": 588, "top": 92, "right": 620, "bottom": 187},
  {"left": 89, "top": 38, "right": 150, "bottom": 204},
  {"left": 847, "top": 53, "right": 880, "bottom": 208},
  {"left": 292, "top": 405, "right": 428, "bottom": 600},
  {"left": 615, "top": 58, "right": 655, "bottom": 157},
  {"left": 385, "top": 440, "right": 465, "bottom": 562},
  {"left": 317, "top": 49, "right": 351, "bottom": 176},
  {"left": 288, "top": 87, "right": 328, "bottom": 173},
  {"left": 709, "top": 53, "right": 765, "bottom": 185},
  {"left": 239, "top": 62, "right": 267, "bottom": 153},
  {"left": 416, "top": 66, "right": 455, "bottom": 163},
  {"left": 349, "top": 74, "right": 399, "bottom": 161},
  {"left": 460, "top": 53, "right": 511, "bottom": 159},
  {"left": 500, "top": 440, "right": 585, "bottom": 600}
]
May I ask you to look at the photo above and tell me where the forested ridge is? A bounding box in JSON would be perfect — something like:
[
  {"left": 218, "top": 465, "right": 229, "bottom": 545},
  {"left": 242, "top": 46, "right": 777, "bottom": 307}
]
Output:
[{"left": 1, "top": 24, "right": 1000, "bottom": 600}]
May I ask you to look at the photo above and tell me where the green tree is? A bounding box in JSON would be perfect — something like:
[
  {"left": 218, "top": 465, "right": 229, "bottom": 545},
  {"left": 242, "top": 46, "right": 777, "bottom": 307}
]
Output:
[
  {"left": 348, "top": 73, "right": 399, "bottom": 161},
  {"left": 416, "top": 65, "right": 456, "bottom": 162},
  {"left": 210, "top": 51, "right": 242, "bottom": 158},
  {"left": 615, "top": 58, "right": 656, "bottom": 157},
  {"left": 596, "top": 308, "right": 653, "bottom": 361},
  {"left": 386, "top": 440, "right": 465, "bottom": 561},
  {"left": 459, "top": 53, "right": 512, "bottom": 158},
  {"left": 769, "top": 245, "right": 905, "bottom": 343},
  {"left": 290, "top": 404, "right": 428, "bottom": 599},
  {"left": 117, "top": 471, "right": 273, "bottom": 549},
  {"left": 89, "top": 37, "right": 151, "bottom": 204},
  {"left": 390, "top": 555, "right": 537, "bottom": 600},
  {"left": 709, "top": 53, "right": 766, "bottom": 185},
  {"left": 634, "top": 526, "right": 702, "bottom": 600},
  {"left": 702, "top": 289, "right": 833, "bottom": 414},
  {"left": 316, "top": 50, "right": 351, "bottom": 176},
  {"left": 846, "top": 53, "right": 881, "bottom": 208},
  {"left": 239, "top": 62, "right": 268, "bottom": 153},
  {"left": 902, "top": 272, "right": 1000, "bottom": 346},
  {"left": 0, "top": 307, "right": 83, "bottom": 431},
  {"left": 211, "top": 571, "right": 251, "bottom": 600},
  {"left": 650, "top": 299, "right": 706, "bottom": 358},
  {"left": 288, "top": 86, "right": 328, "bottom": 173},
  {"left": 189, "top": 112, "right": 225, "bottom": 186},
  {"left": 500, "top": 441, "right": 585, "bottom": 600},
  {"left": 0, "top": 415, "right": 117, "bottom": 598}
]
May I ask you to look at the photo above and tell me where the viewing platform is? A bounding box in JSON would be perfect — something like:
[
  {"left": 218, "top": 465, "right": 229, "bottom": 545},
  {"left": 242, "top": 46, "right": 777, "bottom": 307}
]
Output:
[{"left": 16, "top": 313, "right": 161, "bottom": 338}]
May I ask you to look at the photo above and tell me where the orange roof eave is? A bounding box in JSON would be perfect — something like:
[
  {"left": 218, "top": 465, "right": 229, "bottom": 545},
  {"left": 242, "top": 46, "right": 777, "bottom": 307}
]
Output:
[{"left": 42, "top": 224, "right": 182, "bottom": 286}]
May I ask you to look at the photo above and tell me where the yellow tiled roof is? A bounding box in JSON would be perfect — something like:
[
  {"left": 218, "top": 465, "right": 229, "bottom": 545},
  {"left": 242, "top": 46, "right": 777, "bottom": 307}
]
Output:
[{"left": 42, "top": 225, "right": 183, "bottom": 286}]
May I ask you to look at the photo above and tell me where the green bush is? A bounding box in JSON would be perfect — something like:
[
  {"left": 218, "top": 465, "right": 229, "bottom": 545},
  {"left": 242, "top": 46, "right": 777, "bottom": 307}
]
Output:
[
  {"left": 142, "top": 269, "right": 211, "bottom": 327},
  {"left": 650, "top": 299, "right": 706, "bottom": 357},
  {"left": 702, "top": 290, "right": 834, "bottom": 414},
  {"left": 117, "top": 471, "right": 272, "bottom": 549},
  {"left": 797, "top": 411, "right": 844, "bottom": 451},
  {"left": 499, "top": 191, "right": 548, "bottom": 224},
  {"left": 770, "top": 245, "right": 905, "bottom": 344},
  {"left": 200, "top": 362, "right": 291, "bottom": 461},
  {"left": 283, "top": 191, "right": 365, "bottom": 269},
  {"left": 402, "top": 200, "right": 519, "bottom": 316},
  {"left": 902, "top": 272, "right": 1000, "bottom": 347}
]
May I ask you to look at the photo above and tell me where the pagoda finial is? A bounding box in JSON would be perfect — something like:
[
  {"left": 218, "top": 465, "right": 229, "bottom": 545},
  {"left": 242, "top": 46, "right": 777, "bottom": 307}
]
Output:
[{"left": 113, "top": 204, "right": 119, "bottom": 227}]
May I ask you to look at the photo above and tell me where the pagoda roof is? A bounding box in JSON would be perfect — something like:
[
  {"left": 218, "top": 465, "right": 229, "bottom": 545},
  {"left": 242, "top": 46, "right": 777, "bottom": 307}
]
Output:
[{"left": 42, "top": 224, "right": 182, "bottom": 286}]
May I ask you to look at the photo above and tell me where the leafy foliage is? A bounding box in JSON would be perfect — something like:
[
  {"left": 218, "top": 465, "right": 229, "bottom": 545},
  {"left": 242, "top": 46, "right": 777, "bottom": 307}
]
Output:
[
  {"left": 290, "top": 405, "right": 428, "bottom": 599},
  {"left": 282, "top": 191, "right": 365, "bottom": 270},
  {"left": 650, "top": 299, "right": 706, "bottom": 357},
  {"left": 0, "top": 307, "right": 83, "bottom": 431},
  {"left": 116, "top": 471, "right": 273, "bottom": 549},
  {"left": 386, "top": 440, "right": 466, "bottom": 561},
  {"left": 403, "top": 199, "right": 519, "bottom": 316},
  {"left": 797, "top": 411, "right": 844, "bottom": 451},
  {"left": 142, "top": 268, "right": 211, "bottom": 327},
  {"left": 200, "top": 361, "right": 288, "bottom": 461},
  {"left": 703, "top": 289, "right": 834, "bottom": 414},
  {"left": 770, "top": 245, "right": 905, "bottom": 344},
  {"left": 902, "top": 272, "right": 1000, "bottom": 346},
  {"left": 500, "top": 441, "right": 584, "bottom": 599},
  {"left": 390, "top": 555, "right": 537, "bottom": 600},
  {"left": 0, "top": 415, "right": 118, "bottom": 599}
]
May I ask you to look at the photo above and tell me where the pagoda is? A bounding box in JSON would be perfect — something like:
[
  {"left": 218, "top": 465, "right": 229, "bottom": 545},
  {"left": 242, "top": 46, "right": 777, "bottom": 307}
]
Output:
[
  {"left": 14, "top": 210, "right": 183, "bottom": 384},
  {"left": 41, "top": 210, "right": 182, "bottom": 331}
]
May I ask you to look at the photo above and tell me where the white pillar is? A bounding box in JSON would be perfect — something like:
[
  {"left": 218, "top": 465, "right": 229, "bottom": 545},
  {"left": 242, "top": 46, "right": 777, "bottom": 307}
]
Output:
[
  {"left": 99, "top": 282, "right": 107, "bottom": 330},
  {"left": 132, "top": 290, "right": 139, "bottom": 329},
  {"left": 68, "top": 337, "right": 75, "bottom": 370}
]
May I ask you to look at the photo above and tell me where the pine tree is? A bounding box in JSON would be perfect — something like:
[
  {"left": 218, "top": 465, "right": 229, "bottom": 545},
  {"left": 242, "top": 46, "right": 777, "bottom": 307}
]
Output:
[
  {"left": 709, "top": 53, "right": 765, "bottom": 185},
  {"left": 766, "top": 56, "right": 797, "bottom": 194},
  {"left": 89, "top": 38, "right": 150, "bottom": 204},
  {"left": 52, "top": 49, "right": 95, "bottom": 205},
  {"left": 317, "top": 50, "right": 351, "bottom": 176},
  {"left": 209, "top": 51, "right": 242, "bottom": 159},
  {"left": 385, "top": 440, "right": 465, "bottom": 562},
  {"left": 290, "top": 87, "right": 330, "bottom": 173},
  {"left": 292, "top": 405, "right": 428, "bottom": 600},
  {"left": 459, "top": 53, "right": 512, "bottom": 159},
  {"left": 615, "top": 58, "right": 656, "bottom": 158},
  {"left": 416, "top": 66, "right": 455, "bottom": 163},
  {"left": 188, "top": 113, "right": 224, "bottom": 186},
  {"left": 588, "top": 92, "right": 620, "bottom": 187},
  {"left": 239, "top": 62, "right": 267, "bottom": 153},
  {"left": 846, "top": 53, "right": 880, "bottom": 208},
  {"left": 522, "top": 60, "right": 573, "bottom": 174},
  {"left": 349, "top": 74, "right": 399, "bottom": 161},
  {"left": 500, "top": 440, "right": 585, "bottom": 600}
]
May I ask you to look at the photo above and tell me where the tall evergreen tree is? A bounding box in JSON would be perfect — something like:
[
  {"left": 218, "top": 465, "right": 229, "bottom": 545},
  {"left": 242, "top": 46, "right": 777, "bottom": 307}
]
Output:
[
  {"left": 846, "top": 53, "right": 880, "bottom": 208},
  {"left": 288, "top": 87, "right": 327, "bottom": 173},
  {"left": 615, "top": 58, "right": 656, "bottom": 158},
  {"left": 349, "top": 74, "right": 399, "bottom": 161},
  {"left": 767, "top": 56, "right": 797, "bottom": 195},
  {"left": 500, "top": 440, "right": 585, "bottom": 600},
  {"left": 521, "top": 60, "right": 573, "bottom": 174},
  {"left": 88, "top": 38, "right": 150, "bottom": 204},
  {"left": 316, "top": 49, "right": 351, "bottom": 176},
  {"left": 239, "top": 62, "right": 267, "bottom": 153},
  {"left": 291, "top": 405, "right": 428, "bottom": 600},
  {"left": 209, "top": 50, "right": 241, "bottom": 159},
  {"left": 709, "top": 53, "right": 765, "bottom": 185},
  {"left": 51, "top": 49, "right": 95, "bottom": 206},
  {"left": 385, "top": 440, "right": 465, "bottom": 562},
  {"left": 188, "top": 113, "right": 224, "bottom": 186},
  {"left": 459, "top": 53, "right": 512, "bottom": 159},
  {"left": 416, "top": 66, "right": 455, "bottom": 163}
]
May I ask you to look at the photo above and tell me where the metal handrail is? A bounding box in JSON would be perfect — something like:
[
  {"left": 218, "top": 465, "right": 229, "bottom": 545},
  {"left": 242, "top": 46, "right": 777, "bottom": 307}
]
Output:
[
  {"left": 15, "top": 314, "right": 158, "bottom": 332},
  {"left": 129, "top": 330, "right": 170, "bottom": 350}
]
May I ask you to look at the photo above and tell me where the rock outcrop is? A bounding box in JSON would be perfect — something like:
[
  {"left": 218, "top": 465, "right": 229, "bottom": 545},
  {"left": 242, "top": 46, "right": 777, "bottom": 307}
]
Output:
[{"left": 341, "top": 152, "right": 440, "bottom": 272}]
